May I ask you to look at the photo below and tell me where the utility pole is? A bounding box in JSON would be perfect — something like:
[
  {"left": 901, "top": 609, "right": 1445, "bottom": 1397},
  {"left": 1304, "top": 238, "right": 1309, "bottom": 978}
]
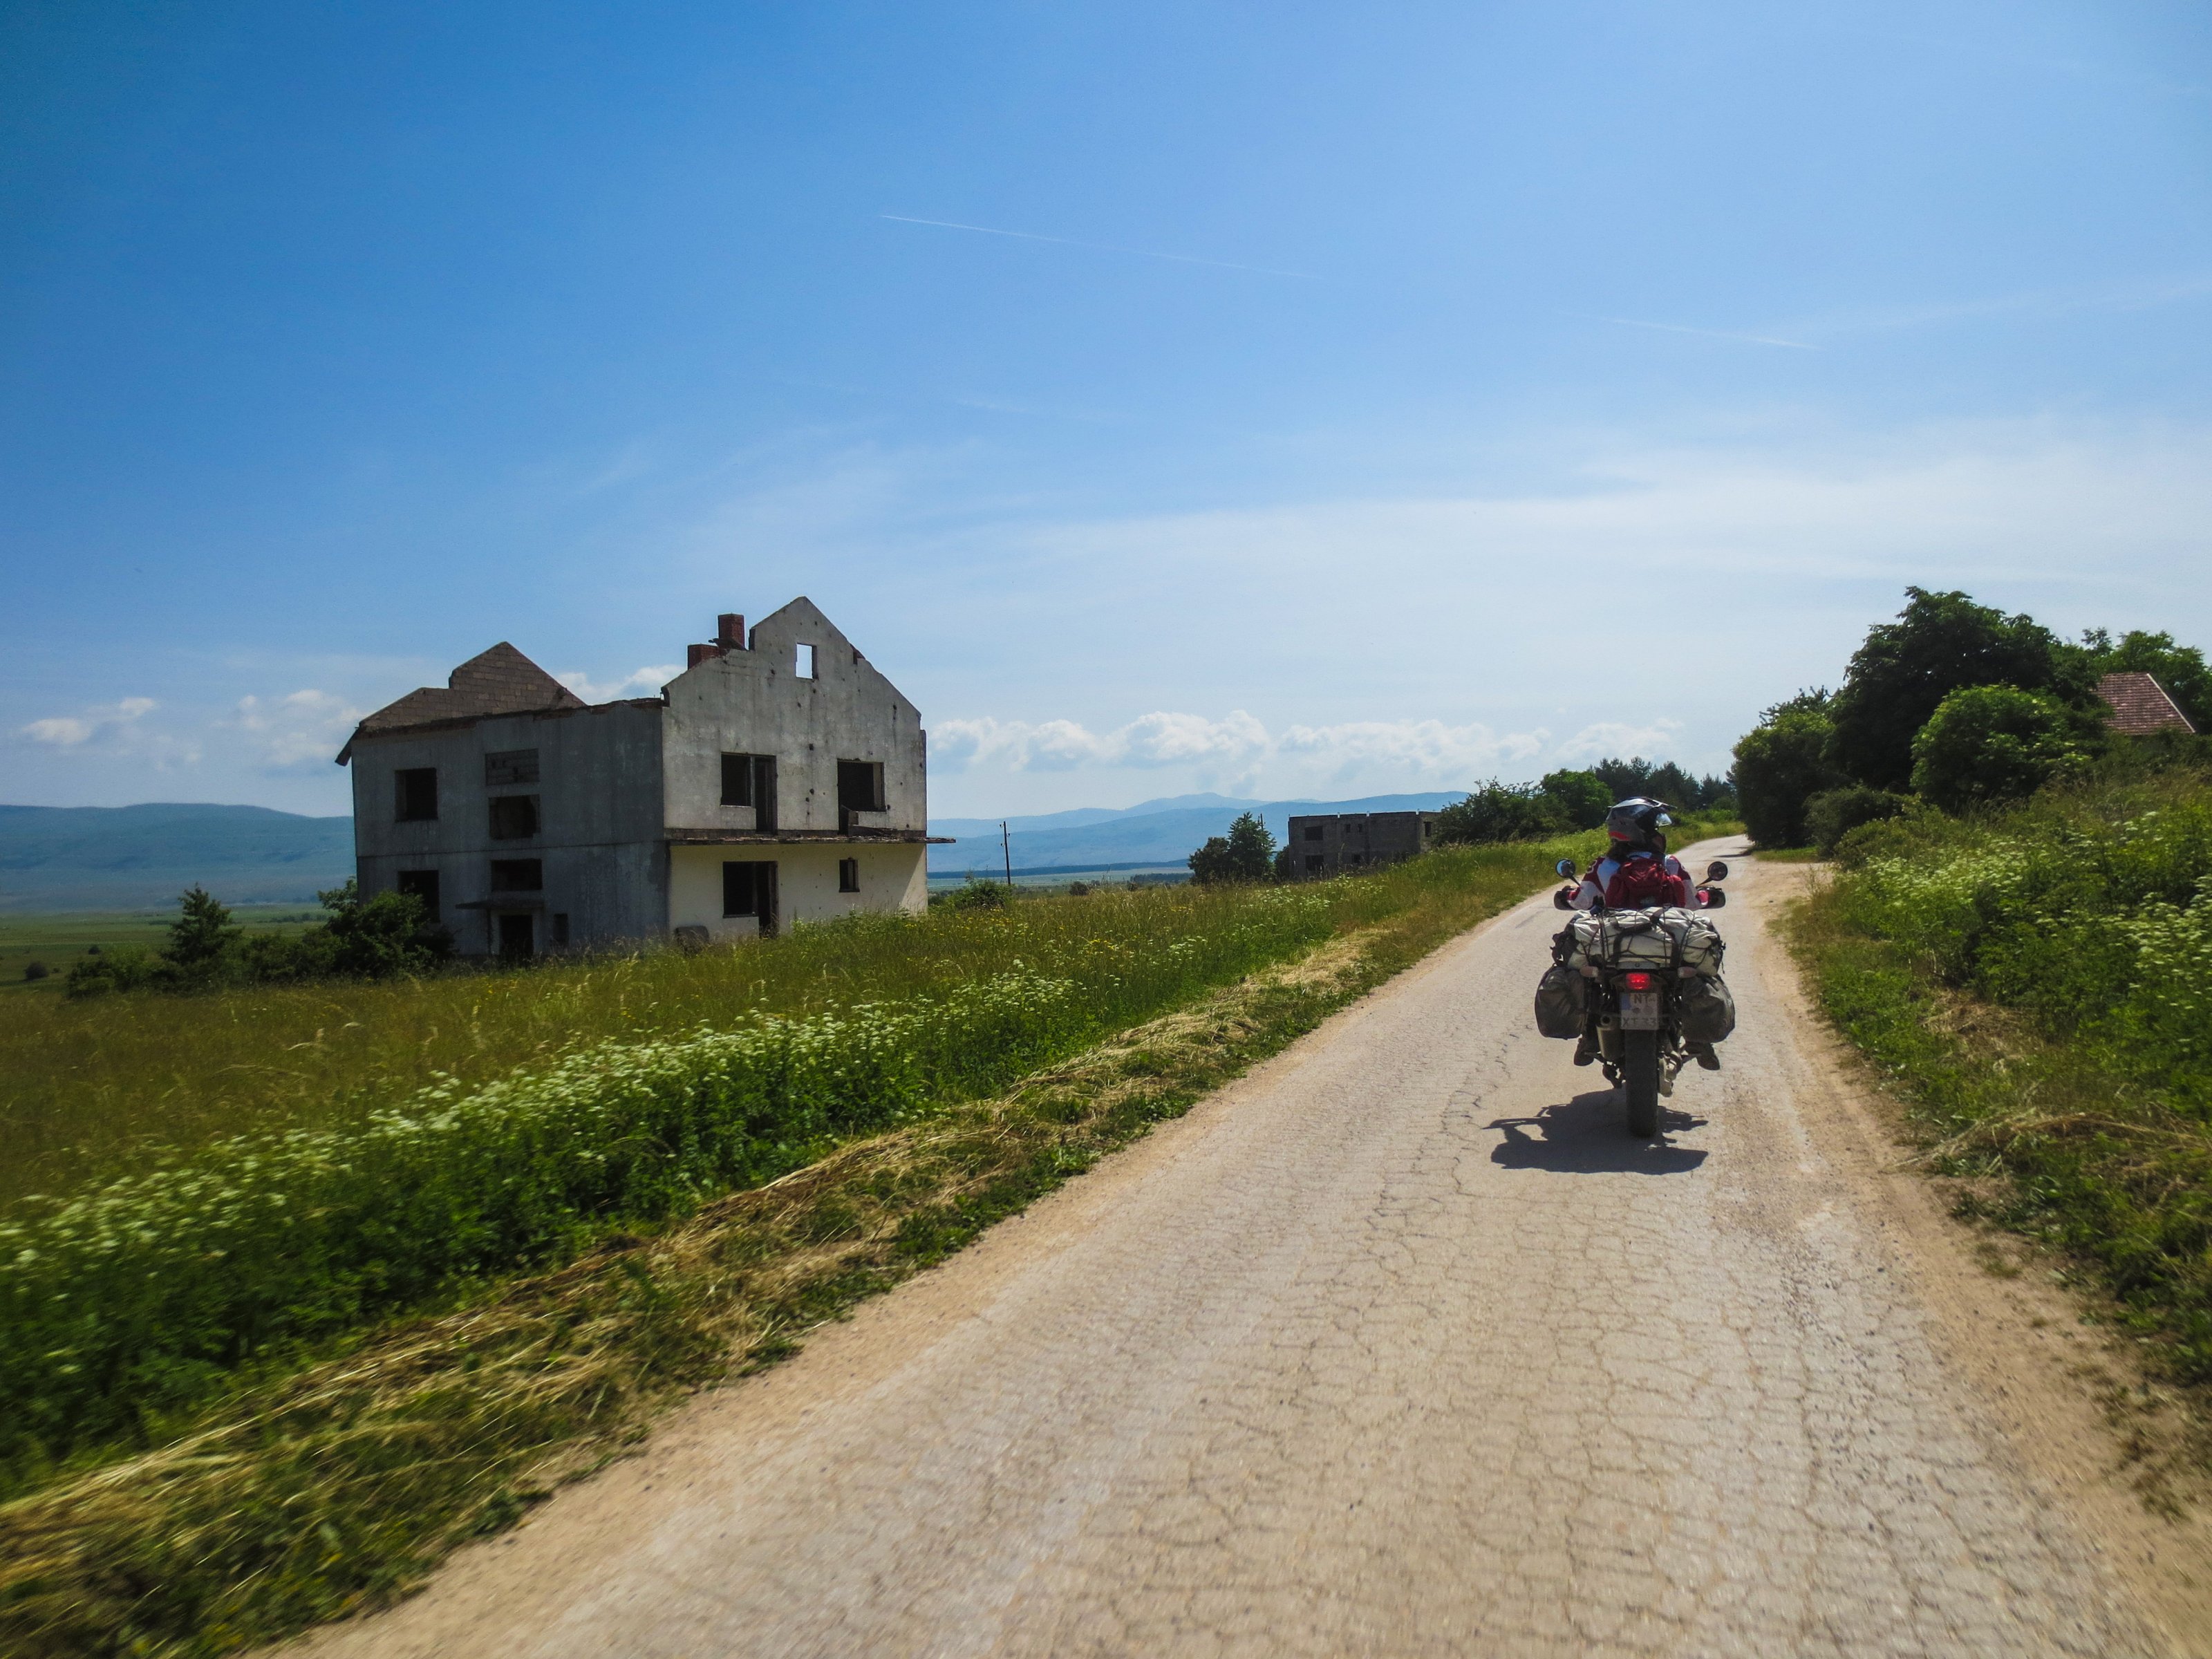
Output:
[{"left": 1000, "top": 821, "right": 1013, "bottom": 891}]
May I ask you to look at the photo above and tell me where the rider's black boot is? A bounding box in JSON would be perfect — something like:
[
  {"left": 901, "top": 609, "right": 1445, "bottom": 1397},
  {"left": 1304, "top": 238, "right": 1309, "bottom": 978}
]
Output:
[{"left": 1573, "top": 1032, "right": 1596, "bottom": 1067}]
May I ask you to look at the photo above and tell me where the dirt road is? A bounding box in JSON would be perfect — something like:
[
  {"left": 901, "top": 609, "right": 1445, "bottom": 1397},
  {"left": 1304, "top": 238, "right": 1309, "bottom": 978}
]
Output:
[{"left": 306, "top": 843, "right": 2175, "bottom": 1657}]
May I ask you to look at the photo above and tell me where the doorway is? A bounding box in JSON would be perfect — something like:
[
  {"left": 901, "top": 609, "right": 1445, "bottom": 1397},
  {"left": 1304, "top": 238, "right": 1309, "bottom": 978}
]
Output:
[{"left": 498, "top": 912, "right": 535, "bottom": 957}]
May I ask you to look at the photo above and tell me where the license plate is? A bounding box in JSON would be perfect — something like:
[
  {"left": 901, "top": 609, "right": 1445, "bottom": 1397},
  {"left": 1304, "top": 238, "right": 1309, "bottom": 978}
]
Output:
[{"left": 1619, "top": 991, "right": 1662, "bottom": 1030}]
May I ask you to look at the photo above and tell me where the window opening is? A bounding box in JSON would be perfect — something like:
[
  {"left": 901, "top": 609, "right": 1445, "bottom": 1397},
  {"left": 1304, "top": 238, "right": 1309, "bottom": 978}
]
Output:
[
  {"left": 489, "top": 795, "right": 540, "bottom": 840},
  {"left": 396, "top": 869, "right": 441, "bottom": 921},
  {"left": 838, "top": 857, "right": 860, "bottom": 893},
  {"left": 795, "top": 643, "right": 816, "bottom": 679},
  {"left": 490, "top": 859, "right": 543, "bottom": 892},
  {"left": 485, "top": 749, "right": 540, "bottom": 786},
  {"left": 720, "top": 752, "right": 752, "bottom": 807},
  {"left": 1303, "top": 824, "right": 1323, "bottom": 842},
  {"left": 395, "top": 767, "right": 438, "bottom": 822},
  {"left": 719, "top": 753, "right": 777, "bottom": 827},
  {"left": 722, "top": 860, "right": 779, "bottom": 932},
  {"left": 836, "top": 758, "right": 886, "bottom": 824}
]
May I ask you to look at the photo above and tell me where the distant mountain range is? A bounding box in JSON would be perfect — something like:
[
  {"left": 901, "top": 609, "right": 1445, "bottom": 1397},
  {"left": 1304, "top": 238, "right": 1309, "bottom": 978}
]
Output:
[
  {"left": 930, "top": 791, "right": 1468, "bottom": 875},
  {"left": 0, "top": 804, "right": 355, "bottom": 912},
  {"left": 0, "top": 791, "right": 1472, "bottom": 912}
]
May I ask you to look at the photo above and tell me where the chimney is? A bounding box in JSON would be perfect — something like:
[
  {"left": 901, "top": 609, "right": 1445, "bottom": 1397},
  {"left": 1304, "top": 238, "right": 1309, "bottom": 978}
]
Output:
[
  {"left": 717, "top": 613, "right": 747, "bottom": 649},
  {"left": 686, "top": 642, "right": 726, "bottom": 668}
]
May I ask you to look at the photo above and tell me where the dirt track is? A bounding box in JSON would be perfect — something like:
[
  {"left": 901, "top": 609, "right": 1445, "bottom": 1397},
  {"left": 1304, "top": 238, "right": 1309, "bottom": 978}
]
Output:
[{"left": 303, "top": 843, "right": 2200, "bottom": 1657}]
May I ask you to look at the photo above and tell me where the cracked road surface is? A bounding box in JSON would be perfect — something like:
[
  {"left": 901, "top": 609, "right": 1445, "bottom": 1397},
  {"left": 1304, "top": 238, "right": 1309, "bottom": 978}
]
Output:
[{"left": 307, "top": 843, "right": 2162, "bottom": 1658}]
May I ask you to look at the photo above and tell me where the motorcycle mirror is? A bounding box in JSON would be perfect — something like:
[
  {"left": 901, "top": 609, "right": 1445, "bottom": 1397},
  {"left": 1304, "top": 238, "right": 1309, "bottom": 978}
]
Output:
[
  {"left": 1705, "top": 860, "right": 1729, "bottom": 881},
  {"left": 1555, "top": 859, "right": 1577, "bottom": 879},
  {"left": 1701, "top": 886, "right": 1728, "bottom": 908}
]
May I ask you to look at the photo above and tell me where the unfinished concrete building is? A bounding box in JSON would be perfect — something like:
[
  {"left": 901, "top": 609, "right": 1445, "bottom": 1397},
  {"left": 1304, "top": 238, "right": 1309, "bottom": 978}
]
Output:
[
  {"left": 1284, "top": 811, "right": 1438, "bottom": 880},
  {"left": 337, "top": 599, "right": 942, "bottom": 955}
]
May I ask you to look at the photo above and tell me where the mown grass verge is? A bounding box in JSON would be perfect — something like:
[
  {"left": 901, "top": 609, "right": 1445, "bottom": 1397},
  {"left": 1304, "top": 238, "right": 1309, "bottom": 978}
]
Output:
[
  {"left": 1781, "top": 767, "right": 2212, "bottom": 1423},
  {"left": 3, "top": 825, "right": 1750, "bottom": 1658}
]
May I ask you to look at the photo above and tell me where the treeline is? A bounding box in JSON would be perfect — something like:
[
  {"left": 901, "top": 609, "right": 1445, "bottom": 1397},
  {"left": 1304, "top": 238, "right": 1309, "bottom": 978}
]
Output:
[
  {"left": 66, "top": 882, "right": 452, "bottom": 997},
  {"left": 1185, "top": 756, "right": 1734, "bottom": 883},
  {"left": 1734, "top": 588, "right": 2211, "bottom": 850}
]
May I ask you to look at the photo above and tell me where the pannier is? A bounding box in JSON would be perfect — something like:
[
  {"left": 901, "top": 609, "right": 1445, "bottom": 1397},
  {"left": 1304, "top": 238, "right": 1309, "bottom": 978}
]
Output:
[
  {"left": 1534, "top": 962, "right": 1587, "bottom": 1039},
  {"left": 1678, "top": 974, "right": 1737, "bottom": 1044}
]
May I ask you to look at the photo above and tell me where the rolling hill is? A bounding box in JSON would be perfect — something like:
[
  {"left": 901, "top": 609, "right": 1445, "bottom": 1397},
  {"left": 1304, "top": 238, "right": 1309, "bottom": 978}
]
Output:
[
  {"left": 0, "top": 805, "right": 355, "bottom": 912},
  {"left": 929, "top": 791, "right": 1468, "bottom": 874}
]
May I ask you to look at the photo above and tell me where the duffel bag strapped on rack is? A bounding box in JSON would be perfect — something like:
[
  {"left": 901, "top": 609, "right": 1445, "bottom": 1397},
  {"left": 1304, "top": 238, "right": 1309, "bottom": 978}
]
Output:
[
  {"left": 1678, "top": 974, "right": 1737, "bottom": 1044},
  {"left": 1559, "top": 907, "right": 1725, "bottom": 977}
]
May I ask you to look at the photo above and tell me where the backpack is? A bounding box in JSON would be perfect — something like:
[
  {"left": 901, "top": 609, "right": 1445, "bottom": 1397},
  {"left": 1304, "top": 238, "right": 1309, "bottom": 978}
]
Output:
[{"left": 1604, "top": 854, "right": 1687, "bottom": 910}]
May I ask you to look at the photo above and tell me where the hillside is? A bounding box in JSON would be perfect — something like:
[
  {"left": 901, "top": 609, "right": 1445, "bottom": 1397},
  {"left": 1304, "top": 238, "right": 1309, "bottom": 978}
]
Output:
[
  {"left": 0, "top": 805, "right": 355, "bottom": 912},
  {"left": 928, "top": 791, "right": 1468, "bottom": 874}
]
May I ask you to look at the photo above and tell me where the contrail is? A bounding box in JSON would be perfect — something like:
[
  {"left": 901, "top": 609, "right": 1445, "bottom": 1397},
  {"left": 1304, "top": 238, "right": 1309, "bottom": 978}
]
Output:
[
  {"left": 880, "top": 214, "right": 1324, "bottom": 281},
  {"left": 1598, "top": 315, "right": 1820, "bottom": 350}
]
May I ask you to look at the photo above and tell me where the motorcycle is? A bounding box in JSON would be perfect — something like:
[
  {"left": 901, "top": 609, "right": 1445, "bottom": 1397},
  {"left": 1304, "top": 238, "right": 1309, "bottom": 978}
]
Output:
[{"left": 1548, "top": 858, "right": 1730, "bottom": 1137}]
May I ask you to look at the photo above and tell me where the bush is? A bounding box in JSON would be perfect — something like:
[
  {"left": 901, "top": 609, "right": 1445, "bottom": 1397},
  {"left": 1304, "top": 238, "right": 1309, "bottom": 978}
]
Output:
[
  {"left": 1731, "top": 691, "right": 1846, "bottom": 847},
  {"left": 21, "top": 961, "right": 48, "bottom": 982},
  {"left": 1909, "top": 684, "right": 2098, "bottom": 814},
  {"left": 1435, "top": 781, "right": 1568, "bottom": 846},
  {"left": 1189, "top": 811, "right": 1277, "bottom": 883},
  {"left": 1804, "top": 786, "right": 1911, "bottom": 856},
  {"left": 939, "top": 878, "right": 1011, "bottom": 910}
]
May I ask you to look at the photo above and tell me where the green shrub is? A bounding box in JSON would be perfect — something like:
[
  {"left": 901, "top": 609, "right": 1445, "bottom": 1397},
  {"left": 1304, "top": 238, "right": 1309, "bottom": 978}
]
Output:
[
  {"left": 1435, "top": 780, "right": 1567, "bottom": 845},
  {"left": 1909, "top": 684, "right": 2098, "bottom": 814},
  {"left": 1538, "top": 769, "right": 1612, "bottom": 830},
  {"left": 1732, "top": 691, "right": 1845, "bottom": 847},
  {"left": 1804, "top": 786, "right": 1911, "bottom": 855}
]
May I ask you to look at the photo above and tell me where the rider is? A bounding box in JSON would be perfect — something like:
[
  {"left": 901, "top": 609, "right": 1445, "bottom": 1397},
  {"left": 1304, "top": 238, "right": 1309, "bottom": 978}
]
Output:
[
  {"left": 1558, "top": 796, "right": 1724, "bottom": 1071},
  {"left": 1561, "top": 798, "right": 1703, "bottom": 912}
]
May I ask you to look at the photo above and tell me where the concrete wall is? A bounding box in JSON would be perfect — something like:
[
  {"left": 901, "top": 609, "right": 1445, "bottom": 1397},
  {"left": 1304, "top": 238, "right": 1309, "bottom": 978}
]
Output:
[
  {"left": 349, "top": 701, "right": 666, "bottom": 953},
  {"left": 668, "top": 842, "right": 928, "bottom": 941},
  {"left": 659, "top": 597, "right": 927, "bottom": 835},
  {"left": 1285, "top": 812, "right": 1438, "bottom": 880}
]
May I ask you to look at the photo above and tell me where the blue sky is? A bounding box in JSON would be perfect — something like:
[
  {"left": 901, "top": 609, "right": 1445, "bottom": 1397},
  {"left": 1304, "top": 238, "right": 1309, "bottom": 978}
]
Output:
[{"left": 4, "top": 0, "right": 2209, "bottom": 817}]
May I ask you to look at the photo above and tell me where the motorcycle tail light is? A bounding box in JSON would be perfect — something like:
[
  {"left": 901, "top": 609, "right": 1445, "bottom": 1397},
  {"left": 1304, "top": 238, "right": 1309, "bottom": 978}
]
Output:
[{"left": 1622, "top": 971, "right": 1656, "bottom": 991}]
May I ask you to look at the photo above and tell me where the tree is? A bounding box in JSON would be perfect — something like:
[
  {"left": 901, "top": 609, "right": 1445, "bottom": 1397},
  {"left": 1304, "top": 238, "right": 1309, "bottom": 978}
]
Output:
[
  {"left": 319, "top": 881, "right": 452, "bottom": 976},
  {"left": 1586, "top": 756, "right": 1732, "bottom": 809},
  {"left": 1803, "top": 786, "right": 1911, "bottom": 856},
  {"left": 165, "top": 885, "right": 241, "bottom": 970},
  {"left": 1828, "top": 588, "right": 2079, "bottom": 789},
  {"left": 1538, "top": 769, "right": 1612, "bottom": 830},
  {"left": 1910, "top": 685, "right": 2096, "bottom": 814},
  {"left": 1731, "top": 691, "right": 1846, "bottom": 847},
  {"left": 2083, "top": 628, "right": 2212, "bottom": 733},
  {"left": 1434, "top": 781, "right": 1568, "bottom": 846},
  {"left": 1189, "top": 812, "right": 1277, "bottom": 883}
]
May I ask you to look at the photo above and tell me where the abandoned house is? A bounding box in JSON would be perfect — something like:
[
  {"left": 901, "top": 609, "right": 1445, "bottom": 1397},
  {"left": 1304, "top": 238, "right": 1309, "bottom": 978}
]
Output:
[
  {"left": 337, "top": 598, "right": 945, "bottom": 955},
  {"left": 1284, "top": 811, "right": 1438, "bottom": 880},
  {"left": 2095, "top": 671, "right": 2198, "bottom": 738}
]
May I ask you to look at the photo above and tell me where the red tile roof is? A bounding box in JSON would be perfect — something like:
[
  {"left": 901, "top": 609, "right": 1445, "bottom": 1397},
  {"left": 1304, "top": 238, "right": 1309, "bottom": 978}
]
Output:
[
  {"left": 337, "top": 643, "right": 590, "bottom": 762},
  {"left": 2096, "top": 671, "right": 2197, "bottom": 737}
]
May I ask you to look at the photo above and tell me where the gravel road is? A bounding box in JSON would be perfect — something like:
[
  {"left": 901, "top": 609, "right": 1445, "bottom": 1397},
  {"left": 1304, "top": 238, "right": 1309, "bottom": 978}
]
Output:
[{"left": 306, "top": 842, "right": 2168, "bottom": 1658}]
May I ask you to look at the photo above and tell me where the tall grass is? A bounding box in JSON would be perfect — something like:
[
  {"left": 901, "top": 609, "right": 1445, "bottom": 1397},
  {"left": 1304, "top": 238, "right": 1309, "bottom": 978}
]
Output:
[
  {"left": 0, "top": 884, "right": 1322, "bottom": 1210},
  {"left": 1794, "top": 765, "right": 2212, "bottom": 1377},
  {"left": 0, "top": 888, "right": 1334, "bottom": 1483}
]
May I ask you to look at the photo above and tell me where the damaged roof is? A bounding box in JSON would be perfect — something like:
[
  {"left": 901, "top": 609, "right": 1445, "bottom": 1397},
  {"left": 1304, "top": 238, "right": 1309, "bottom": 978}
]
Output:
[{"left": 336, "top": 643, "right": 590, "bottom": 764}]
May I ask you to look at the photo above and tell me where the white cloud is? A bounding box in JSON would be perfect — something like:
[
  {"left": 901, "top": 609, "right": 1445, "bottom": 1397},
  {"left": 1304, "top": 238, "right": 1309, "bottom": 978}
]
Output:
[
  {"left": 934, "top": 711, "right": 1273, "bottom": 774},
  {"left": 554, "top": 664, "right": 684, "bottom": 702},
  {"left": 229, "top": 689, "right": 366, "bottom": 770},
  {"left": 1555, "top": 720, "right": 1685, "bottom": 762},
  {"left": 19, "top": 697, "right": 160, "bottom": 751}
]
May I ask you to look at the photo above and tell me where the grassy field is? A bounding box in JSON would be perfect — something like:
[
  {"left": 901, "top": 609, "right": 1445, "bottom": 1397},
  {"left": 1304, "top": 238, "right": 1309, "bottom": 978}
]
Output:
[
  {"left": 0, "top": 907, "right": 324, "bottom": 997},
  {"left": 1785, "top": 766, "right": 2212, "bottom": 1392},
  {"left": 0, "top": 821, "right": 1747, "bottom": 1658}
]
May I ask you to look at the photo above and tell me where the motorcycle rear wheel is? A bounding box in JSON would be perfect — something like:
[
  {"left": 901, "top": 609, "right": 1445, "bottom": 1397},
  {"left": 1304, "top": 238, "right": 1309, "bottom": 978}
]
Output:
[{"left": 1622, "top": 1029, "right": 1661, "bottom": 1137}]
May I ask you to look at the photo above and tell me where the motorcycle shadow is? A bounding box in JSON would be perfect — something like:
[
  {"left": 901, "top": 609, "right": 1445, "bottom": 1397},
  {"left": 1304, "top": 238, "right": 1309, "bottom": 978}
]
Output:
[{"left": 1485, "top": 1089, "right": 1709, "bottom": 1174}]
